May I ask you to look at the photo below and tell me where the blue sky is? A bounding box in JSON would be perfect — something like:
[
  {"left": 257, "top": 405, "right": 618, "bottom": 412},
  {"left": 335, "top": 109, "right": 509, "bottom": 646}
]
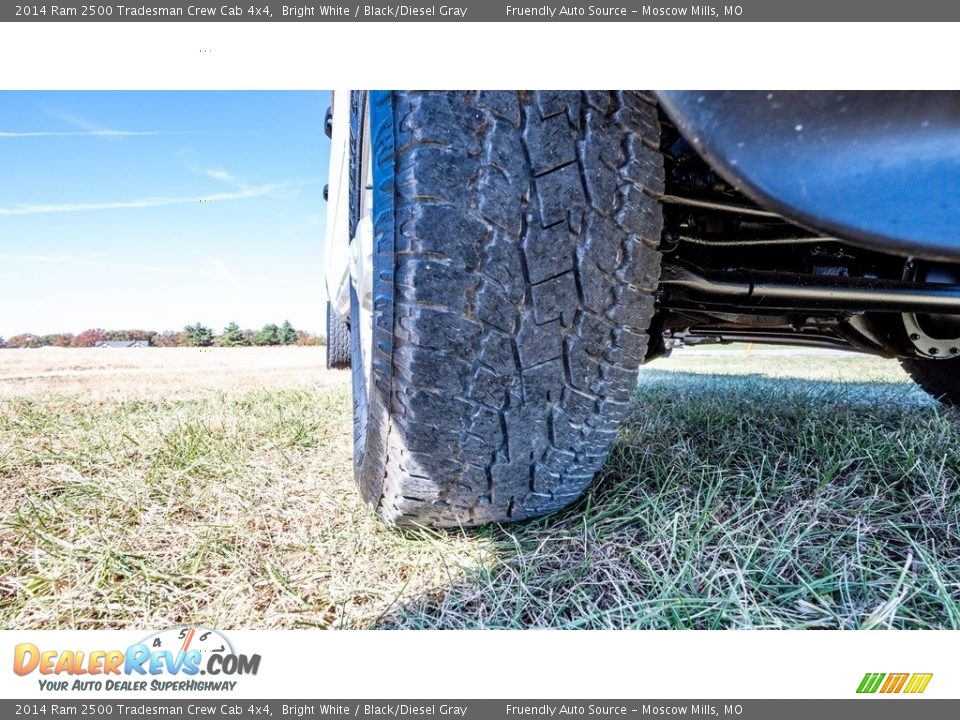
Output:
[{"left": 0, "top": 91, "right": 331, "bottom": 337}]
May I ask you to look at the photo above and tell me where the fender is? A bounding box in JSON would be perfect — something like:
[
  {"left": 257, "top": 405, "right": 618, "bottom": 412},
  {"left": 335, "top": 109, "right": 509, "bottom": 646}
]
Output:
[
  {"left": 322, "top": 90, "right": 354, "bottom": 322},
  {"left": 655, "top": 91, "right": 960, "bottom": 261}
]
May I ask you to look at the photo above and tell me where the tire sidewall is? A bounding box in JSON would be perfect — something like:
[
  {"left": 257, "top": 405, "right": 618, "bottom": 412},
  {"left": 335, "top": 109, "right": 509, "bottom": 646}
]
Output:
[
  {"left": 349, "top": 91, "right": 396, "bottom": 507},
  {"left": 326, "top": 302, "right": 335, "bottom": 369}
]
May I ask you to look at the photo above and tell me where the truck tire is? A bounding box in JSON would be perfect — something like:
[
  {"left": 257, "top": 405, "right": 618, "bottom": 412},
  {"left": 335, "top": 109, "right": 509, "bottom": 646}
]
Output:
[
  {"left": 351, "top": 91, "right": 664, "bottom": 526},
  {"left": 900, "top": 357, "right": 960, "bottom": 406},
  {"left": 325, "top": 301, "right": 350, "bottom": 369}
]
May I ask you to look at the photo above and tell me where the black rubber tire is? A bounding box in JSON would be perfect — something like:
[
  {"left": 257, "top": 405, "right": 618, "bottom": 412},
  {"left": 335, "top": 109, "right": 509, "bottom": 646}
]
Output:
[
  {"left": 352, "top": 91, "right": 664, "bottom": 527},
  {"left": 900, "top": 357, "right": 960, "bottom": 405},
  {"left": 325, "top": 301, "right": 351, "bottom": 369}
]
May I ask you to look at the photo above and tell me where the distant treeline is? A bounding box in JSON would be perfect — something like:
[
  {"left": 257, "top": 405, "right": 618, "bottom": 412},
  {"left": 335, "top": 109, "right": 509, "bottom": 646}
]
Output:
[{"left": 0, "top": 321, "right": 325, "bottom": 349}]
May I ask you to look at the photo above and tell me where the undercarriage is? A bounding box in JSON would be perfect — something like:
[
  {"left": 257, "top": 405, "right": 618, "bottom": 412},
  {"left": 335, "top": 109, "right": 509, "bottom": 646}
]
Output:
[{"left": 653, "top": 111, "right": 960, "bottom": 361}]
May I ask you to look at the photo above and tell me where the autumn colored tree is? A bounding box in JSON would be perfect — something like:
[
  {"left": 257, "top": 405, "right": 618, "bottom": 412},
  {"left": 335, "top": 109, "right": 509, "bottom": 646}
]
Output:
[
  {"left": 104, "top": 329, "right": 156, "bottom": 342},
  {"left": 129, "top": 329, "right": 156, "bottom": 342},
  {"left": 152, "top": 331, "right": 186, "bottom": 347},
  {"left": 7, "top": 334, "right": 39, "bottom": 348},
  {"left": 46, "top": 333, "right": 75, "bottom": 347},
  {"left": 74, "top": 328, "right": 107, "bottom": 347},
  {"left": 296, "top": 330, "right": 322, "bottom": 346}
]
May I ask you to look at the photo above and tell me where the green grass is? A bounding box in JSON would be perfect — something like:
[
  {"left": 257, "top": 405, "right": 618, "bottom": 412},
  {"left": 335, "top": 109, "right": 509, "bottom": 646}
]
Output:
[{"left": 2, "top": 351, "right": 960, "bottom": 629}]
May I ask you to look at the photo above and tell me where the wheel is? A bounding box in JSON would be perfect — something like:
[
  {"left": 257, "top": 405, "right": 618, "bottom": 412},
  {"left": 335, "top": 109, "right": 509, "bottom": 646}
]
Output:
[
  {"left": 900, "top": 357, "right": 960, "bottom": 405},
  {"left": 349, "top": 91, "right": 664, "bottom": 527},
  {"left": 325, "top": 301, "right": 350, "bottom": 369}
]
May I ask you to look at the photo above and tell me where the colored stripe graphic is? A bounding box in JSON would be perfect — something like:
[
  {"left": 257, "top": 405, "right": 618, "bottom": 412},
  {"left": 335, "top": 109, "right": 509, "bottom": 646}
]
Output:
[
  {"left": 904, "top": 673, "right": 934, "bottom": 694},
  {"left": 857, "top": 672, "right": 932, "bottom": 694},
  {"left": 880, "top": 673, "right": 909, "bottom": 693},
  {"left": 857, "top": 673, "right": 885, "bottom": 693}
]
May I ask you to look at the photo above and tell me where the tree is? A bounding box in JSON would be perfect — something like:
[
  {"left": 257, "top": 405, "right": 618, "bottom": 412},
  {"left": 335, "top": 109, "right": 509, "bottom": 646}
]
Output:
[
  {"left": 254, "top": 323, "right": 281, "bottom": 346},
  {"left": 47, "top": 333, "right": 74, "bottom": 348},
  {"left": 74, "top": 328, "right": 106, "bottom": 347},
  {"left": 183, "top": 322, "right": 214, "bottom": 347},
  {"left": 0, "top": 336, "right": 6, "bottom": 349},
  {"left": 218, "top": 322, "right": 245, "bottom": 347},
  {"left": 104, "top": 329, "right": 154, "bottom": 342},
  {"left": 280, "top": 320, "right": 298, "bottom": 345},
  {"left": 152, "top": 330, "right": 185, "bottom": 347},
  {"left": 296, "top": 330, "right": 322, "bottom": 346},
  {"left": 7, "top": 334, "right": 41, "bottom": 348}
]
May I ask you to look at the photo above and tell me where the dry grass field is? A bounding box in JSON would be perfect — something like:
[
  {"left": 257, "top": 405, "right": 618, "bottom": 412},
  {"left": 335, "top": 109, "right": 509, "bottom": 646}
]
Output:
[
  {"left": 2, "top": 345, "right": 959, "bottom": 629},
  {"left": 0, "top": 346, "right": 346, "bottom": 400}
]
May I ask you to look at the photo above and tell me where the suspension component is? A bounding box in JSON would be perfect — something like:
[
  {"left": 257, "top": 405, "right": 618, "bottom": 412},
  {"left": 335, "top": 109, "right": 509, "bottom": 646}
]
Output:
[{"left": 661, "top": 264, "right": 960, "bottom": 314}]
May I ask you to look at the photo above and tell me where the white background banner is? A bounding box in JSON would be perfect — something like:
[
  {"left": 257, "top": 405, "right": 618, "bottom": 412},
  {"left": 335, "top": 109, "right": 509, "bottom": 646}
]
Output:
[{"left": 2, "top": 630, "right": 953, "bottom": 699}]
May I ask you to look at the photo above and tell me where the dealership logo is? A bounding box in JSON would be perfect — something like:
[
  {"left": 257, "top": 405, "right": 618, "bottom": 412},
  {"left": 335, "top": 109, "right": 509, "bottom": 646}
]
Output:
[
  {"left": 857, "top": 672, "right": 933, "bottom": 694},
  {"left": 13, "top": 627, "right": 260, "bottom": 692}
]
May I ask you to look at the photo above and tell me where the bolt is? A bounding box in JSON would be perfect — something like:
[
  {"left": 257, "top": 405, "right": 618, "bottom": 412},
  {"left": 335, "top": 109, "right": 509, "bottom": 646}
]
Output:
[
  {"left": 909, "top": 333, "right": 920, "bottom": 341},
  {"left": 929, "top": 347, "right": 939, "bottom": 355},
  {"left": 952, "top": 348, "right": 959, "bottom": 355}
]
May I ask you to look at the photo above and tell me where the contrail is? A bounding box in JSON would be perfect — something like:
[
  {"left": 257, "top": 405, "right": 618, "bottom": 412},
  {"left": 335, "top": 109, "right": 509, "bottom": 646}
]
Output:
[
  {"left": 0, "top": 179, "right": 318, "bottom": 217},
  {"left": 0, "top": 130, "right": 194, "bottom": 138}
]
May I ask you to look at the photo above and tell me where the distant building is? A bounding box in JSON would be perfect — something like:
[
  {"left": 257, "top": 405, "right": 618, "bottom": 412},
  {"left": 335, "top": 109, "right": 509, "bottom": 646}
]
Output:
[{"left": 95, "top": 340, "right": 150, "bottom": 348}]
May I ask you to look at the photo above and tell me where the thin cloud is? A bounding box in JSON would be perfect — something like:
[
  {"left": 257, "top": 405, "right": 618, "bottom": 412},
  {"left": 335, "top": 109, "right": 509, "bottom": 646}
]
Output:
[
  {"left": 197, "top": 165, "right": 279, "bottom": 195},
  {"left": 50, "top": 110, "right": 113, "bottom": 132},
  {"left": 0, "top": 110, "right": 196, "bottom": 138},
  {"left": 204, "top": 168, "right": 238, "bottom": 184},
  {"left": 0, "top": 178, "right": 319, "bottom": 217},
  {"left": 0, "top": 252, "right": 221, "bottom": 278},
  {"left": 0, "top": 252, "right": 313, "bottom": 286},
  {"left": 0, "top": 130, "right": 194, "bottom": 138}
]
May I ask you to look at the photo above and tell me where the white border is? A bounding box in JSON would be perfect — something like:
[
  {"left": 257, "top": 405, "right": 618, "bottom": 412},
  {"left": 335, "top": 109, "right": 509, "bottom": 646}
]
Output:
[
  {"left": 0, "top": 22, "right": 957, "bottom": 90},
  {"left": 2, "top": 17, "right": 957, "bottom": 703}
]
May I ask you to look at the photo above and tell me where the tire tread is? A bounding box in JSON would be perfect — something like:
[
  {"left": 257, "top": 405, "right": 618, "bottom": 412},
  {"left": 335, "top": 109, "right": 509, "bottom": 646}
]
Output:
[
  {"left": 368, "top": 91, "right": 664, "bottom": 526},
  {"left": 900, "top": 357, "right": 960, "bottom": 406},
  {"left": 326, "top": 301, "right": 351, "bottom": 369}
]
